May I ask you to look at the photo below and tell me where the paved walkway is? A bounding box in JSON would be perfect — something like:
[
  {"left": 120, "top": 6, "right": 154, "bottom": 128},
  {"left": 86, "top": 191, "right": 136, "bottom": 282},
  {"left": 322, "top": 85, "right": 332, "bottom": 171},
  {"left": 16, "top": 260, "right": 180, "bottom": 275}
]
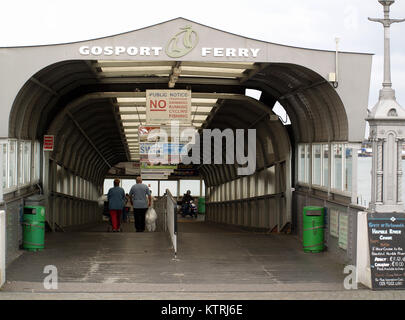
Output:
[{"left": 1, "top": 217, "right": 404, "bottom": 300}]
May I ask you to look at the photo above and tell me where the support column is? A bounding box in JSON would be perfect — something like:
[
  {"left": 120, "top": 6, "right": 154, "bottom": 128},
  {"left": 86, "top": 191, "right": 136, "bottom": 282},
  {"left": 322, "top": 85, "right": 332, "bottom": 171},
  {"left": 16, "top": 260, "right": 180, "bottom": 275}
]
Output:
[
  {"left": 0, "top": 143, "right": 3, "bottom": 203},
  {"left": 397, "top": 139, "right": 403, "bottom": 204},
  {"left": 367, "top": 0, "right": 405, "bottom": 213},
  {"left": 43, "top": 151, "right": 53, "bottom": 230},
  {"left": 0, "top": 210, "right": 5, "bottom": 288},
  {"left": 350, "top": 144, "right": 360, "bottom": 205}
]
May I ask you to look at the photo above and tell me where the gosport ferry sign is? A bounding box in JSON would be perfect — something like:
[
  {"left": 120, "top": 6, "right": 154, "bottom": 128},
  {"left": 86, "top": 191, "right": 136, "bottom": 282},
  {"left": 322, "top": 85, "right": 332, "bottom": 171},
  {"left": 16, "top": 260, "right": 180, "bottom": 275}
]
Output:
[{"left": 79, "top": 25, "right": 261, "bottom": 59}]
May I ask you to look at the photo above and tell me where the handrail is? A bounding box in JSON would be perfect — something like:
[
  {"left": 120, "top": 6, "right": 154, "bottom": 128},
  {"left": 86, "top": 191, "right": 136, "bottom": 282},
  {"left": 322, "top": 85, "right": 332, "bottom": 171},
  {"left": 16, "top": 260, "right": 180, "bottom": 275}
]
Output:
[
  {"left": 165, "top": 189, "right": 178, "bottom": 258},
  {"left": 166, "top": 189, "right": 177, "bottom": 205},
  {"left": 205, "top": 192, "right": 285, "bottom": 205},
  {"left": 50, "top": 191, "right": 99, "bottom": 204}
]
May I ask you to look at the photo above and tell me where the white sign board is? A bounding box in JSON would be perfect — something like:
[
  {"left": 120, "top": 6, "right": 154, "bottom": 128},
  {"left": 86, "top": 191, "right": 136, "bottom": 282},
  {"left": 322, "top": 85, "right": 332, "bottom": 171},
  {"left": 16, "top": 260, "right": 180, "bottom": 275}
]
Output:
[
  {"left": 330, "top": 209, "right": 339, "bottom": 238},
  {"left": 146, "top": 90, "right": 191, "bottom": 124},
  {"left": 356, "top": 211, "right": 372, "bottom": 288},
  {"left": 338, "top": 214, "right": 349, "bottom": 250},
  {"left": 141, "top": 173, "right": 169, "bottom": 180}
]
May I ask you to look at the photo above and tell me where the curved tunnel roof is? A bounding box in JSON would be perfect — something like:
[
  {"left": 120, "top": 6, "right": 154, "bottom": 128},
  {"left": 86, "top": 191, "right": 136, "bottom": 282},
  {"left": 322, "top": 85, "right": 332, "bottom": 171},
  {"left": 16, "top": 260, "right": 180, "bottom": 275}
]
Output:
[
  {"left": 0, "top": 18, "right": 373, "bottom": 186},
  {"left": 8, "top": 59, "right": 346, "bottom": 185}
]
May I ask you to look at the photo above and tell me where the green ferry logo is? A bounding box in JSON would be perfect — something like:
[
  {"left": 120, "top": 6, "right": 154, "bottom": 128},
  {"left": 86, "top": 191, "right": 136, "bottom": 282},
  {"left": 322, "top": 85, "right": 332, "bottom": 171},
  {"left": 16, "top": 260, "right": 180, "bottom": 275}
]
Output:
[{"left": 166, "top": 26, "right": 199, "bottom": 58}]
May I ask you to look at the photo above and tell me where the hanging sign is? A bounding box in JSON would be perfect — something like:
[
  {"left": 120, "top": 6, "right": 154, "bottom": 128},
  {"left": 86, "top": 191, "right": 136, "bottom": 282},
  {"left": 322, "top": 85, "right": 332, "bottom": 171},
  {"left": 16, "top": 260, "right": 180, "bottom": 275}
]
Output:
[
  {"left": 146, "top": 90, "right": 191, "bottom": 124},
  {"left": 368, "top": 212, "right": 405, "bottom": 290},
  {"left": 43, "top": 135, "right": 54, "bottom": 151}
]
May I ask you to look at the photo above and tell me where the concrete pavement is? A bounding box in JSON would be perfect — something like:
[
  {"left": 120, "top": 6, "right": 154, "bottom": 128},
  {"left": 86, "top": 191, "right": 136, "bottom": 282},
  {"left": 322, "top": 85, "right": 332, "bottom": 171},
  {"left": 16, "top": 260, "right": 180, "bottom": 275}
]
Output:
[{"left": 1, "top": 218, "right": 404, "bottom": 300}]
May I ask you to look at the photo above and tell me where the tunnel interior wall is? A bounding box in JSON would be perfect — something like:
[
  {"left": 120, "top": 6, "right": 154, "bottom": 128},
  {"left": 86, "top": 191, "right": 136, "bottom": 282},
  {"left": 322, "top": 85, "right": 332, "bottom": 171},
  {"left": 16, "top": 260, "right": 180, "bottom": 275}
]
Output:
[
  {"left": 205, "top": 162, "right": 288, "bottom": 231},
  {"left": 47, "top": 159, "right": 102, "bottom": 230},
  {"left": 4, "top": 199, "right": 23, "bottom": 266}
]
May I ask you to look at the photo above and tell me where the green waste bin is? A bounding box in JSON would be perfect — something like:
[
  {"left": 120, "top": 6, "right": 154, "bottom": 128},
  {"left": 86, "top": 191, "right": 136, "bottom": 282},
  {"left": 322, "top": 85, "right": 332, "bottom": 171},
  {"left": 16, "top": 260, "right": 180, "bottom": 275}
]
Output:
[
  {"left": 303, "top": 206, "right": 324, "bottom": 253},
  {"left": 23, "top": 206, "right": 45, "bottom": 252},
  {"left": 198, "top": 197, "right": 206, "bottom": 214}
]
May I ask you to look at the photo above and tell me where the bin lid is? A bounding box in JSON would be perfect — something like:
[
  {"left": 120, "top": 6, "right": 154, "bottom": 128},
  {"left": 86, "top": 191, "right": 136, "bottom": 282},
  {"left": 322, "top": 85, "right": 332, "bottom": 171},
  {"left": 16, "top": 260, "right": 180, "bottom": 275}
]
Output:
[
  {"left": 305, "top": 210, "right": 322, "bottom": 216},
  {"left": 26, "top": 194, "right": 46, "bottom": 202},
  {"left": 303, "top": 206, "right": 323, "bottom": 216},
  {"left": 303, "top": 206, "right": 323, "bottom": 210},
  {"left": 25, "top": 194, "right": 46, "bottom": 206}
]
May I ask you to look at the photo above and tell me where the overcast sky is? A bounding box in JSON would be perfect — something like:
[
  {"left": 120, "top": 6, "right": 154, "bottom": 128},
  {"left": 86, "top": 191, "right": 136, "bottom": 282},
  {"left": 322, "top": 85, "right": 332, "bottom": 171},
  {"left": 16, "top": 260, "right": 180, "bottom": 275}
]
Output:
[{"left": 1, "top": 0, "right": 404, "bottom": 133}]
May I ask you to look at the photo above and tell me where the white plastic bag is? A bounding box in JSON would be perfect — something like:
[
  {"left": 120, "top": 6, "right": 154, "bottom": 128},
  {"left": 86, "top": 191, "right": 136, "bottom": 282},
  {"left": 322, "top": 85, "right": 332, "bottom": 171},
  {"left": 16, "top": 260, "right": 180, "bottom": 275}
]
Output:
[
  {"left": 98, "top": 195, "right": 107, "bottom": 207},
  {"left": 145, "top": 207, "right": 157, "bottom": 232}
]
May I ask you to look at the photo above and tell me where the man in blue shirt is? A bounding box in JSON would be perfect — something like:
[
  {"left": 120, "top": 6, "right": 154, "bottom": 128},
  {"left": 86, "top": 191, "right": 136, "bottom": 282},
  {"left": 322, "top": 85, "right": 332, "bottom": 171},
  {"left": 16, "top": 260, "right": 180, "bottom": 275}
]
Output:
[
  {"left": 107, "top": 179, "right": 126, "bottom": 232},
  {"left": 129, "top": 177, "right": 151, "bottom": 232}
]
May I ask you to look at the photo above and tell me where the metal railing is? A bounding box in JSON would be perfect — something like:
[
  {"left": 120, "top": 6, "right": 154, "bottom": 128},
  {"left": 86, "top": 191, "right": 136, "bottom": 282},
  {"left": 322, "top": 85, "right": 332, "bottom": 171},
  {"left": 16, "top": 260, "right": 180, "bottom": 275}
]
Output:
[
  {"left": 155, "top": 190, "right": 178, "bottom": 257},
  {"left": 206, "top": 192, "right": 287, "bottom": 232},
  {"left": 165, "top": 190, "right": 178, "bottom": 258}
]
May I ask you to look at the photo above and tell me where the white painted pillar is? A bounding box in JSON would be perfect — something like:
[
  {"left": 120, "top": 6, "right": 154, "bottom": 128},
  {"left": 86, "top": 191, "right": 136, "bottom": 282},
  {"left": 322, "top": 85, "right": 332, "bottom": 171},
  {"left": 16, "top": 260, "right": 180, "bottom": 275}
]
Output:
[
  {"left": 350, "top": 143, "right": 361, "bottom": 205},
  {"left": 0, "top": 210, "right": 6, "bottom": 288},
  {"left": 367, "top": 0, "right": 405, "bottom": 213},
  {"left": 0, "top": 145, "right": 5, "bottom": 287},
  {"left": 0, "top": 142, "right": 3, "bottom": 203}
]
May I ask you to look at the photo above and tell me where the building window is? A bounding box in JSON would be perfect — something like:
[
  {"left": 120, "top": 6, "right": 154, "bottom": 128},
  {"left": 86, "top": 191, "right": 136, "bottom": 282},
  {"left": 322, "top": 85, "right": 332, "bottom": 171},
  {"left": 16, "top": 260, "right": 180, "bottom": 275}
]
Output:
[
  {"left": 159, "top": 180, "right": 178, "bottom": 197},
  {"left": 298, "top": 144, "right": 306, "bottom": 183},
  {"left": 257, "top": 170, "right": 266, "bottom": 196},
  {"left": 312, "top": 144, "right": 322, "bottom": 186},
  {"left": 201, "top": 180, "right": 205, "bottom": 197},
  {"left": 8, "top": 140, "right": 17, "bottom": 189},
  {"left": 235, "top": 178, "right": 241, "bottom": 199},
  {"left": 18, "top": 141, "right": 24, "bottom": 186},
  {"left": 1, "top": 142, "right": 7, "bottom": 190},
  {"left": 249, "top": 174, "right": 256, "bottom": 197},
  {"left": 180, "top": 179, "right": 200, "bottom": 197},
  {"left": 267, "top": 165, "right": 276, "bottom": 194},
  {"left": 322, "top": 144, "right": 329, "bottom": 188},
  {"left": 230, "top": 180, "right": 234, "bottom": 200},
  {"left": 333, "top": 144, "right": 343, "bottom": 190},
  {"left": 345, "top": 147, "right": 353, "bottom": 192},
  {"left": 23, "top": 141, "right": 31, "bottom": 185},
  {"left": 306, "top": 144, "right": 311, "bottom": 183},
  {"left": 33, "top": 141, "right": 41, "bottom": 182}
]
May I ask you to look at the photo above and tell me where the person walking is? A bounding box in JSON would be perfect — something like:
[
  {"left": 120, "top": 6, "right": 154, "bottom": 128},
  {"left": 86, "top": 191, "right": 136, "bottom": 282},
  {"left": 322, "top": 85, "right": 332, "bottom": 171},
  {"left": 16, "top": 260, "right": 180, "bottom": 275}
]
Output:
[
  {"left": 129, "top": 176, "right": 151, "bottom": 232},
  {"left": 107, "top": 179, "right": 126, "bottom": 232}
]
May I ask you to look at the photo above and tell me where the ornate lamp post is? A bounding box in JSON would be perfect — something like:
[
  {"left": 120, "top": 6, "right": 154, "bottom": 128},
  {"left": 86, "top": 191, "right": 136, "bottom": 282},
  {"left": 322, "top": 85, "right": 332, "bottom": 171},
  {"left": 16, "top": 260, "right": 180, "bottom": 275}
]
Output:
[{"left": 367, "top": 0, "right": 405, "bottom": 213}]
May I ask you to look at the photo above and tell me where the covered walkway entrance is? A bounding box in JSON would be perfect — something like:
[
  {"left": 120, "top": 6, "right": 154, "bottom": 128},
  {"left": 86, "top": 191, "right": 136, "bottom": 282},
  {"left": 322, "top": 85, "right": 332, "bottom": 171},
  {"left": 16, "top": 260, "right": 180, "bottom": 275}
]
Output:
[{"left": 0, "top": 18, "right": 374, "bottom": 293}]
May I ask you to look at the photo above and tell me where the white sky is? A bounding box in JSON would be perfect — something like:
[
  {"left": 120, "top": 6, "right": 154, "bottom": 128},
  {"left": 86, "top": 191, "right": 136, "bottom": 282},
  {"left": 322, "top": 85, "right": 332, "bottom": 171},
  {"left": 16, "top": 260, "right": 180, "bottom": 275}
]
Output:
[{"left": 1, "top": 0, "right": 404, "bottom": 137}]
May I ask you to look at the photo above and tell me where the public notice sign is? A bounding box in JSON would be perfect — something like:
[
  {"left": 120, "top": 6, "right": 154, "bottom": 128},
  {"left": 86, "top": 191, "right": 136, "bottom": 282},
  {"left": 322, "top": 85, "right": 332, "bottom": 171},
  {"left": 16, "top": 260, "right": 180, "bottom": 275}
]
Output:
[
  {"left": 146, "top": 90, "right": 191, "bottom": 124},
  {"left": 368, "top": 213, "right": 405, "bottom": 290},
  {"left": 43, "top": 135, "right": 54, "bottom": 151}
]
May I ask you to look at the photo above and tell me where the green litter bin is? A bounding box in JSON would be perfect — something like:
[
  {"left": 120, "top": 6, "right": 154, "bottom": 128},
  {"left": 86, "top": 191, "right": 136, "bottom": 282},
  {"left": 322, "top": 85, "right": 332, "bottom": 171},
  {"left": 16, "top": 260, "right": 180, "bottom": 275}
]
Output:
[
  {"left": 23, "top": 206, "right": 45, "bottom": 252},
  {"left": 198, "top": 197, "right": 206, "bottom": 214},
  {"left": 303, "top": 206, "right": 324, "bottom": 253}
]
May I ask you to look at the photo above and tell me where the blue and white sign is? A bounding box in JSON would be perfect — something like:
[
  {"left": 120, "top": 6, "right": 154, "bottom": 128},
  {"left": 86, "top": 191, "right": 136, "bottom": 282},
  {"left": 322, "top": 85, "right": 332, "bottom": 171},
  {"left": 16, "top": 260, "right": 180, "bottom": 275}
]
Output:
[{"left": 139, "top": 142, "right": 187, "bottom": 156}]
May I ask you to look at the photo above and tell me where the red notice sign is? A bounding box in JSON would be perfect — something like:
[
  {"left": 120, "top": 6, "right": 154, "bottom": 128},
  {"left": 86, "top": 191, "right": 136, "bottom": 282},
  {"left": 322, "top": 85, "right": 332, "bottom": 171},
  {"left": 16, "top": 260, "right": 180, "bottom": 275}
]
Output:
[{"left": 43, "top": 135, "right": 54, "bottom": 151}]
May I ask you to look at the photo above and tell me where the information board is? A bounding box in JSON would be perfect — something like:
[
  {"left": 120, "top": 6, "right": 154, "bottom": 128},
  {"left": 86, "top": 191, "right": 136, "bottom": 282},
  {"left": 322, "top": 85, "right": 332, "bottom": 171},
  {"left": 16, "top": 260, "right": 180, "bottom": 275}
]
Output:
[
  {"left": 338, "top": 213, "right": 348, "bottom": 250},
  {"left": 368, "top": 213, "right": 405, "bottom": 290},
  {"left": 146, "top": 90, "right": 191, "bottom": 124},
  {"left": 330, "top": 209, "right": 339, "bottom": 238},
  {"left": 43, "top": 135, "right": 54, "bottom": 151}
]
